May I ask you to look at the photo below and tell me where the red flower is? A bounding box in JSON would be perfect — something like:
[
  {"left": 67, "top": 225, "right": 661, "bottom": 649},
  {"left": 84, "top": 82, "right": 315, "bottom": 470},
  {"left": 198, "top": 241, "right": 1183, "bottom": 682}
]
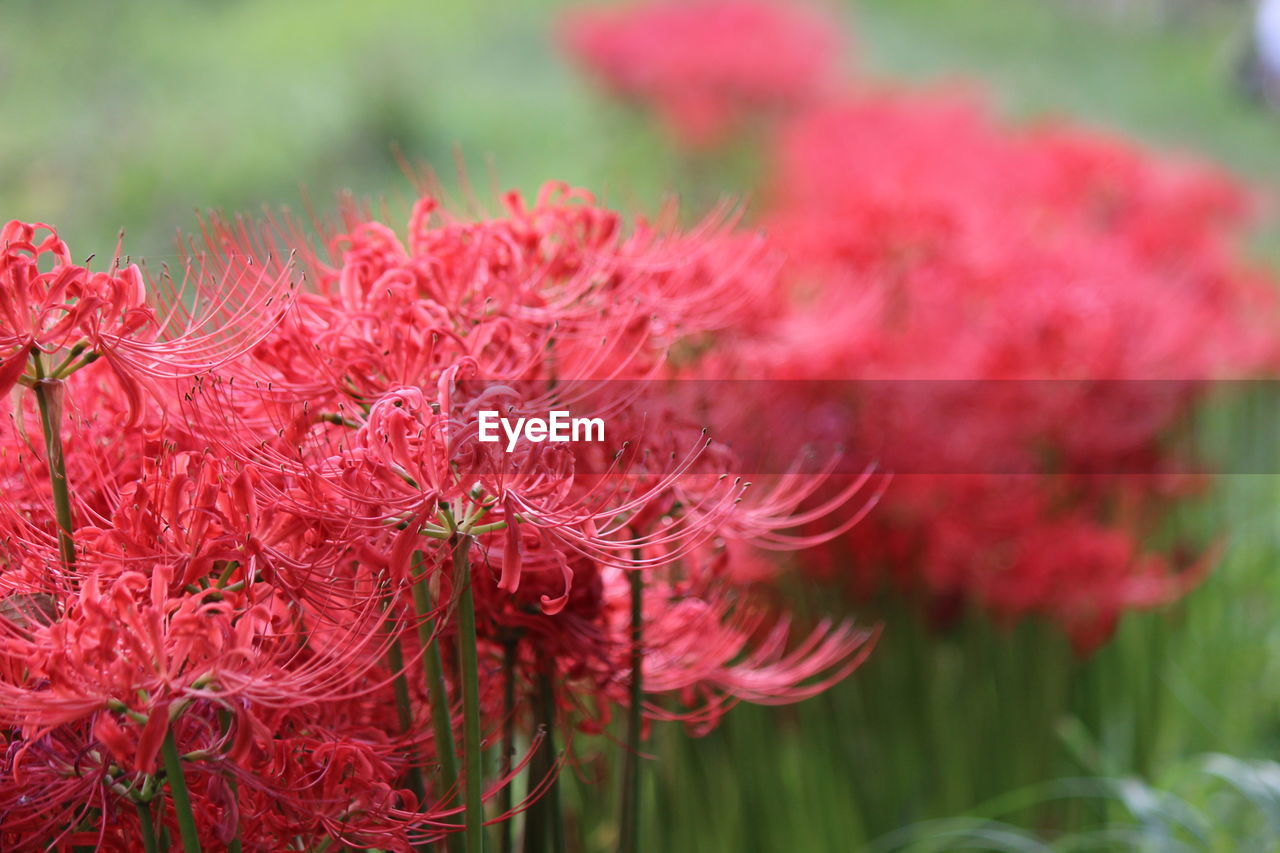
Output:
[
  {"left": 561, "top": 0, "right": 842, "bottom": 147},
  {"left": 0, "top": 189, "right": 874, "bottom": 848},
  {"left": 739, "top": 89, "right": 1279, "bottom": 648}
]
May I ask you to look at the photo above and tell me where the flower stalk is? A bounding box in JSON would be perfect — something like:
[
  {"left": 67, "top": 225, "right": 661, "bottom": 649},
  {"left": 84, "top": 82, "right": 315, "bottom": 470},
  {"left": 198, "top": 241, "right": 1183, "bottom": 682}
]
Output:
[
  {"left": 31, "top": 355, "right": 74, "bottom": 569},
  {"left": 536, "top": 671, "right": 566, "bottom": 853},
  {"left": 617, "top": 569, "right": 644, "bottom": 853},
  {"left": 135, "top": 801, "right": 159, "bottom": 853},
  {"left": 161, "top": 729, "right": 202, "bottom": 852},
  {"left": 522, "top": 669, "right": 564, "bottom": 853},
  {"left": 453, "top": 533, "right": 486, "bottom": 853},
  {"left": 499, "top": 637, "right": 518, "bottom": 853},
  {"left": 411, "top": 551, "right": 464, "bottom": 853},
  {"left": 386, "top": 611, "right": 427, "bottom": 808}
]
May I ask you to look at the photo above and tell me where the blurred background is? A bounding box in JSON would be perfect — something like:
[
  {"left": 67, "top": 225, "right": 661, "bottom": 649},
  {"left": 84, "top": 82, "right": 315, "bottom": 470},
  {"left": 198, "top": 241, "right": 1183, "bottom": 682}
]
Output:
[
  {"left": 7, "top": 1, "right": 1280, "bottom": 850},
  {"left": 9, "top": 0, "right": 1278, "bottom": 256}
]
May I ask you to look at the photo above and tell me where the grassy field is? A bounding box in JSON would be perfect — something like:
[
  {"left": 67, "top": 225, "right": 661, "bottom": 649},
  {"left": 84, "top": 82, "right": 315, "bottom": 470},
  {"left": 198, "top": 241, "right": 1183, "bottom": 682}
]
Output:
[
  {"left": 857, "top": 0, "right": 1279, "bottom": 177},
  {"left": 4, "top": 1, "right": 1278, "bottom": 248},
  {"left": 5, "top": 0, "right": 1280, "bottom": 849}
]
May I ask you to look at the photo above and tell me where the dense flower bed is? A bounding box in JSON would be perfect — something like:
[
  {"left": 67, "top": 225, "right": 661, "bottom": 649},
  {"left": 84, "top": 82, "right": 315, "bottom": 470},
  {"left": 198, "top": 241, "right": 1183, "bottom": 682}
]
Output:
[
  {"left": 0, "top": 192, "right": 872, "bottom": 850},
  {"left": 564, "top": 0, "right": 1279, "bottom": 651}
]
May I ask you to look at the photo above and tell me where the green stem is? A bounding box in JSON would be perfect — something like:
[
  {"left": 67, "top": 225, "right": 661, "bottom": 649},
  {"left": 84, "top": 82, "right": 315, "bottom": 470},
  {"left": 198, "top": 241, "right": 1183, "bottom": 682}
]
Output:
[
  {"left": 499, "top": 639, "right": 518, "bottom": 853},
  {"left": 523, "top": 728, "right": 549, "bottom": 853},
  {"left": 535, "top": 671, "right": 565, "bottom": 853},
  {"left": 226, "top": 776, "right": 243, "bottom": 853},
  {"left": 453, "top": 535, "right": 486, "bottom": 853},
  {"left": 617, "top": 570, "right": 643, "bottom": 853},
  {"left": 161, "top": 729, "right": 202, "bottom": 852},
  {"left": 215, "top": 708, "right": 243, "bottom": 853},
  {"left": 51, "top": 350, "right": 99, "bottom": 380},
  {"left": 522, "top": 670, "right": 563, "bottom": 853},
  {"left": 411, "top": 552, "right": 464, "bottom": 853},
  {"left": 33, "top": 376, "right": 75, "bottom": 569},
  {"left": 386, "top": 615, "right": 427, "bottom": 808},
  {"left": 519, "top": 758, "right": 545, "bottom": 850},
  {"left": 135, "top": 801, "right": 159, "bottom": 853}
]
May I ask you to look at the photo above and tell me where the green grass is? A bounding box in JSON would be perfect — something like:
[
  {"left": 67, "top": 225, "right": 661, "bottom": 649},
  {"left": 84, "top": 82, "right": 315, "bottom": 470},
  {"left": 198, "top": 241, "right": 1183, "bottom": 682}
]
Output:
[
  {"left": 569, "top": 2, "right": 1280, "bottom": 849},
  {"left": 855, "top": 0, "right": 1280, "bottom": 180},
  {"left": 0, "top": 0, "right": 673, "bottom": 257},
  {"left": 5, "top": 0, "right": 1277, "bottom": 247}
]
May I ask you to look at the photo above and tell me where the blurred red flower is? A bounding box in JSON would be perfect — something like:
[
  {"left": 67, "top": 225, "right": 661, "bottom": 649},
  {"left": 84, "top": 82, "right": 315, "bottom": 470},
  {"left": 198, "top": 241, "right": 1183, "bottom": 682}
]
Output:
[
  {"left": 561, "top": 0, "right": 843, "bottom": 147},
  {"left": 740, "top": 90, "right": 1278, "bottom": 651}
]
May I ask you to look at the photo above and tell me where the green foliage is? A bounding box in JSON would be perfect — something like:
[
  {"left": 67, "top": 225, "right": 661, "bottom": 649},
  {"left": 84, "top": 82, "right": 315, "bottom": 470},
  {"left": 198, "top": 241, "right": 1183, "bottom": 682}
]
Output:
[
  {"left": 561, "top": 400, "right": 1280, "bottom": 851},
  {"left": 871, "top": 753, "right": 1280, "bottom": 852},
  {"left": 856, "top": 0, "right": 1279, "bottom": 183},
  {"left": 0, "top": 0, "right": 674, "bottom": 256}
]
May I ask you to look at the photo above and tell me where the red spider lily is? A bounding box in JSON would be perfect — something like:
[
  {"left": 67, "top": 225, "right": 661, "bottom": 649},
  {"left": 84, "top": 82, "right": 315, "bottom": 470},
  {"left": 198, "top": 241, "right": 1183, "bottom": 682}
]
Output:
[
  {"left": 741, "top": 88, "right": 1279, "bottom": 650},
  {"left": 0, "top": 220, "right": 295, "bottom": 406},
  {"left": 180, "top": 187, "right": 796, "bottom": 587},
  {"left": 0, "top": 222, "right": 139, "bottom": 410},
  {"left": 0, "top": 725, "right": 115, "bottom": 851},
  {"left": 0, "top": 189, "right": 875, "bottom": 850},
  {"left": 561, "top": 0, "right": 842, "bottom": 147},
  {"left": 623, "top": 565, "right": 878, "bottom": 734},
  {"left": 228, "top": 723, "right": 424, "bottom": 850}
]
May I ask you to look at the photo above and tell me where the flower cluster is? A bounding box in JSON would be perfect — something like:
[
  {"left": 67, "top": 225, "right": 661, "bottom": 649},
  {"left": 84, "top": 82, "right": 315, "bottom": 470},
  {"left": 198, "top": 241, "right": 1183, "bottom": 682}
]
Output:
[
  {"left": 560, "top": 0, "right": 841, "bottom": 147},
  {"left": 0, "top": 186, "right": 873, "bottom": 850},
  {"left": 560, "top": 0, "right": 1279, "bottom": 652},
  {"left": 754, "top": 91, "right": 1277, "bottom": 650}
]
